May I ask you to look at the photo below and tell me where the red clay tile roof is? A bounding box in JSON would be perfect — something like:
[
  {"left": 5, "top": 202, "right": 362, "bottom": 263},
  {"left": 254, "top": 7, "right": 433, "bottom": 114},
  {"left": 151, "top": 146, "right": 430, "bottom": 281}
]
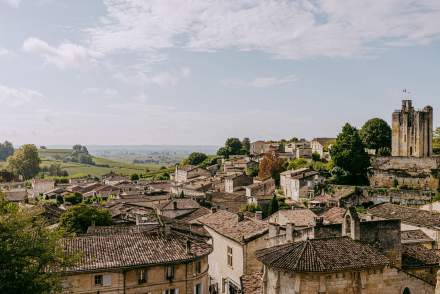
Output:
[
  {"left": 401, "top": 230, "right": 434, "bottom": 244},
  {"left": 241, "top": 272, "right": 263, "bottom": 294},
  {"left": 198, "top": 210, "right": 268, "bottom": 243},
  {"left": 269, "top": 209, "right": 317, "bottom": 227},
  {"left": 256, "top": 237, "right": 389, "bottom": 273},
  {"left": 321, "top": 207, "right": 346, "bottom": 224},
  {"left": 368, "top": 203, "right": 440, "bottom": 228},
  {"left": 402, "top": 244, "right": 440, "bottom": 268},
  {"left": 62, "top": 229, "right": 212, "bottom": 273}
]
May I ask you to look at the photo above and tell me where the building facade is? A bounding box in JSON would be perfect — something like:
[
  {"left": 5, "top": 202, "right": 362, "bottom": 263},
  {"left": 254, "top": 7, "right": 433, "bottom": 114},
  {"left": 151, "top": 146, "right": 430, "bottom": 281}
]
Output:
[{"left": 392, "top": 100, "right": 433, "bottom": 157}]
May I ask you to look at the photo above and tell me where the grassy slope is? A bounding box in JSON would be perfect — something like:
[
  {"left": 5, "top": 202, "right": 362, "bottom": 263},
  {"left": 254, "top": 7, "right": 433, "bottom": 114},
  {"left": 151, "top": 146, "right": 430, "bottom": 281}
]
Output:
[{"left": 38, "top": 149, "right": 172, "bottom": 178}]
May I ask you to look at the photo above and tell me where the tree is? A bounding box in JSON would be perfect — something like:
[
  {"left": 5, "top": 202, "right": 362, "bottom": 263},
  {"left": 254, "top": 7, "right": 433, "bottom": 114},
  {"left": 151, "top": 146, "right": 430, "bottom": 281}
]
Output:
[
  {"left": 312, "top": 152, "right": 321, "bottom": 161},
  {"left": 258, "top": 153, "right": 287, "bottom": 185},
  {"left": 0, "top": 141, "right": 14, "bottom": 161},
  {"left": 187, "top": 152, "right": 208, "bottom": 165},
  {"left": 71, "top": 145, "right": 94, "bottom": 165},
  {"left": 330, "top": 123, "right": 370, "bottom": 184},
  {"left": 64, "top": 192, "right": 83, "bottom": 205},
  {"left": 241, "top": 137, "right": 251, "bottom": 155},
  {"left": 131, "top": 173, "right": 140, "bottom": 181},
  {"left": 267, "top": 195, "right": 280, "bottom": 216},
  {"left": 0, "top": 194, "right": 71, "bottom": 293},
  {"left": 59, "top": 204, "right": 112, "bottom": 233},
  {"left": 434, "top": 127, "right": 440, "bottom": 155},
  {"left": 359, "top": 118, "right": 391, "bottom": 153},
  {"left": 287, "top": 158, "right": 309, "bottom": 170},
  {"left": 217, "top": 147, "right": 230, "bottom": 158},
  {"left": 217, "top": 138, "right": 245, "bottom": 158},
  {"left": 7, "top": 144, "right": 41, "bottom": 180}
]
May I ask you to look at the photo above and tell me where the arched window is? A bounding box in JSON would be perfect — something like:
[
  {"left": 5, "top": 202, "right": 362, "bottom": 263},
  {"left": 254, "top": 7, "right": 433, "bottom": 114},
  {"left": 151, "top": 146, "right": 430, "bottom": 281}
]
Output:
[
  {"left": 403, "top": 287, "right": 411, "bottom": 294},
  {"left": 345, "top": 215, "right": 351, "bottom": 235}
]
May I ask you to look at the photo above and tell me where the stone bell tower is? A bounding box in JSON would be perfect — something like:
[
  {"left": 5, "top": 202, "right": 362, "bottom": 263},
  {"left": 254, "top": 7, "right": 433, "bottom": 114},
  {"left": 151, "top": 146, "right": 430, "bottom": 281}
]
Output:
[{"left": 391, "top": 98, "right": 433, "bottom": 157}]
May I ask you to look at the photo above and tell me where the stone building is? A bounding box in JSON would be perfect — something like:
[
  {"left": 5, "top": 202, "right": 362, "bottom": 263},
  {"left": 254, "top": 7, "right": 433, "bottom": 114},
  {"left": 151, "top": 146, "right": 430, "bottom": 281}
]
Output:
[
  {"left": 254, "top": 208, "right": 439, "bottom": 294},
  {"left": 279, "top": 168, "right": 321, "bottom": 201},
  {"left": 392, "top": 99, "right": 433, "bottom": 157},
  {"left": 198, "top": 210, "right": 268, "bottom": 294},
  {"left": 31, "top": 178, "right": 55, "bottom": 198},
  {"left": 59, "top": 225, "right": 212, "bottom": 294}
]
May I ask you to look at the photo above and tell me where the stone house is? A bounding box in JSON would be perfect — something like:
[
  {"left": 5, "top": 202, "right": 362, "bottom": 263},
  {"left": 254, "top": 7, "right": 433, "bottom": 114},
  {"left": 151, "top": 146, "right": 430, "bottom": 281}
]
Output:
[
  {"left": 310, "top": 138, "right": 335, "bottom": 159},
  {"left": 284, "top": 141, "right": 310, "bottom": 154},
  {"left": 267, "top": 209, "right": 317, "bottom": 227},
  {"left": 198, "top": 210, "right": 268, "bottom": 294},
  {"left": 60, "top": 225, "right": 212, "bottom": 294},
  {"left": 208, "top": 191, "right": 248, "bottom": 213},
  {"left": 225, "top": 174, "right": 253, "bottom": 193},
  {"left": 279, "top": 168, "right": 321, "bottom": 201},
  {"left": 31, "top": 178, "right": 55, "bottom": 198},
  {"left": 245, "top": 178, "right": 275, "bottom": 198},
  {"left": 175, "top": 166, "right": 211, "bottom": 183},
  {"left": 367, "top": 203, "right": 440, "bottom": 249},
  {"left": 254, "top": 208, "right": 439, "bottom": 294}
]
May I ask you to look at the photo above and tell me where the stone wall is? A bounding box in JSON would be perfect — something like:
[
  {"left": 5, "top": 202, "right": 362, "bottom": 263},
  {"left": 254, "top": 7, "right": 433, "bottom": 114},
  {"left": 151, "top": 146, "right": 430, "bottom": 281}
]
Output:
[
  {"left": 264, "top": 266, "right": 434, "bottom": 294},
  {"left": 369, "top": 156, "right": 440, "bottom": 191}
]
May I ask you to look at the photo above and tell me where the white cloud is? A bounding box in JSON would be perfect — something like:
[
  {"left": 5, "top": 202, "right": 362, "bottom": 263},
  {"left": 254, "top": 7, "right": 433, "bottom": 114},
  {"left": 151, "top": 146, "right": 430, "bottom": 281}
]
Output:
[
  {"left": 115, "top": 66, "right": 191, "bottom": 87},
  {"left": 1, "top": 0, "right": 21, "bottom": 8},
  {"left": 22, "top": 37, "right": 101, "bottom": 70},
  {"left": 0, "top": 84, "right": 45, "bottom": 107},
  {"left": 222, "top": 74, "right": 297, "bottom": 88},
  {"left": 87, "top": 0, "right": 440, "bottom": 60},
  {"left": 82, "top": 87, "right": 118, "bottom": 98}
]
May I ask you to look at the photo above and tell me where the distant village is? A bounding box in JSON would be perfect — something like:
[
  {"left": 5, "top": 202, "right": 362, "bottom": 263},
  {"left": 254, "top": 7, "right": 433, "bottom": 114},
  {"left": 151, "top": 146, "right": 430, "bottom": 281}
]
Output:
[{"left": 1, "top": 98, "right": 440, "bottom": 294}]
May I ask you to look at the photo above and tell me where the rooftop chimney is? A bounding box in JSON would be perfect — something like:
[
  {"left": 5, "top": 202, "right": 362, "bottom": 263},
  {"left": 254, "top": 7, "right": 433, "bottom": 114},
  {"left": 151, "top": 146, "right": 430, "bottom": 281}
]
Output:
[
  {"left": 286, "top": 222, "right": 295, "bottom": 242},
  {"left": 237, "top": 212, "right": 245, "bottom": 222},
  {"left": 255, "top": 211, "right": 263, "bottom": 220}
]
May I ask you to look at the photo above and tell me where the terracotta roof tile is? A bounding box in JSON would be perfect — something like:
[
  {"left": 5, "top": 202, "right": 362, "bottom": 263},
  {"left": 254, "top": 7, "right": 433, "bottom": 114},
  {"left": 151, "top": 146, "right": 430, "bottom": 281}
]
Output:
[
  {"left": 256, "top": 237, "right": 389, "bottom": 273},
  {"left": 402, "top": 244, "right": 440, "bottom": 268},
  {"left": 321, "top": 207, "right": 346, "bottom": 224},
  {"left": 401, "top": 230, "right": 434, "bottom": 244},
  {"left": 241, "top": 272, "right": 263, "bottom": 294},
  {"left": 198, "top": 210, "right": 268, "bottom": 243}
]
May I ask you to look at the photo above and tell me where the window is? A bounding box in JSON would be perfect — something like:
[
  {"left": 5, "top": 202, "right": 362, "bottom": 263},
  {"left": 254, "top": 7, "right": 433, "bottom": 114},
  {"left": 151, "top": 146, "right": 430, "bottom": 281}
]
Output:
[
  {"left": 403, "top": 287, "right": 411, "bottom": 294},
  {"left": 138, "top": 269, "right": 148, "bottom": 284},
  {"left": 195, "top": 260, "right": 202, "bottom": 274},
  {"left": 163, "top": 288, "right": 178, "bottom": 294},
  {"left": 195, "top": 283, "right": 202, "bottom": 294},
  {"left": 165, "top": 265, "right": 175, "bottom": 280},
  {"left": 227, "top": 246, "right": 233, "bottom": 267},
  {"left": 94, "top": 275, "right": 103, "bottom": 286},
  {"left": 345, "top": 215, "right": 351, "bottom": 235}
]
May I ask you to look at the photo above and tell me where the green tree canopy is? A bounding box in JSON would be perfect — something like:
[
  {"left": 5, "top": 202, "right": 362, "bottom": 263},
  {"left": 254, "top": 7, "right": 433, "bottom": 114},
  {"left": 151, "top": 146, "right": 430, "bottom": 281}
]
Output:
[
  {"left": 0, "top": 141, "right": 14, "bottom": 161},
  {"left": 287, "top": 158, "right": 309, "bottom": 170},
  {"left": 330, "top": 123, "right": 370, "bottom": 184},
  {"left": 64, "top": 192, "right": 83, "bottom": 205},
  {"left": 267, "top": 195, "right": 280, "bottom": 216},
  {"left": 0, "top": 194, "right": 71, "bottom": 293},
  {"left": 59, "top": 204, "right": 112, "bottom": 234},
  {"left": 434, "top": 127, "right": 440, "bottom": 155},
  {"left": 187, "top": 152, "right": 208, "bottom": 165},
  {"left": 217, "top": 137, "right": 246, "bottom": 158},
  {"left": 7, "top": 144, "right": 41, "bottom": 180},
  {"left": 131, "top": 173, "right": 140, "bottom": 181},
  {"left": 359, "top": 118, "right": 391, "bottom": 152},
  {"left": 241, "top": 137, "right": 251, "bottom": 155}
]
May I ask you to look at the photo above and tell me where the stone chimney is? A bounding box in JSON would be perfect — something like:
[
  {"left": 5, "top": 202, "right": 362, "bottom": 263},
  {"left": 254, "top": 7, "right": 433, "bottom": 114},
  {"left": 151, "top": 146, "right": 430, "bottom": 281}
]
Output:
[
  {"left": 237, "top": 212, "right": 245, "bottom": 222},
  {"left": 285, "top": 222, "right": 295, "bottom": 242},
  {"left": 268, "top": 223, "right": 280, "bottom": 238},
  {"left": 255, "top": 211, "right": 263, "bottom": 220}
]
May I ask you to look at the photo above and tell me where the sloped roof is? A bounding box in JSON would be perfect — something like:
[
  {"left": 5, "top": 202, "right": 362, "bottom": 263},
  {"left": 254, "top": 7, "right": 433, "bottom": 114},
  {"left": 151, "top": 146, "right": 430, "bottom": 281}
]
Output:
[
  {"left": 321, "top": 207, "right": 346, "bottom": 224},
  {"left": 256, "top": 237, "right": 389, "bottom": 273},
  {"left": 62, "top": 229, "right": 212, "bottom": 273},
  {"left": 241, "top": 272, "right": 263, "bottom": 294},
  {"left": 368, "top": 203, "right": 440, "bottom": 229},
  {"left": 402, "top": 244, "right": 440, "bottom": 268},
  {"left": 269, "top": 209, "right": 317, "bottom": 227},
  {"left": 401, "top": 230, "right": 434, "bottom": 244},
  {"left": 198, "top": 210, "right": 268, "bottom": 243}
]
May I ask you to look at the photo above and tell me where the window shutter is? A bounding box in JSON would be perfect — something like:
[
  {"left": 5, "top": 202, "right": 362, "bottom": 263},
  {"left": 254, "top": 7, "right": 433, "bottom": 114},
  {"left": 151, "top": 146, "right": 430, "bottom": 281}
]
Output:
[
  {"left": 103, "top": 275, "right": 112, "bottom": 286},
  {"left": 175, "top": 288, "right": 179, "bottom": 294}
]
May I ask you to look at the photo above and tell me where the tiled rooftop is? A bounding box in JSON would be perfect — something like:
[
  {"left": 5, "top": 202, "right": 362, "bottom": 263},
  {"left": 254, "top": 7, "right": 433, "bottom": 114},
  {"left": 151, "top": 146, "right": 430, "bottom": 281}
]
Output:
[
  {"left": 240, "top": 272, "right": 263, "bottom": 294},
  {"left": 401, "top": 230, "right": 434, "bottom": 244},
  {"left": 368, "top": 203, "right": 440, "bottom": 228},
  {"left": 256, "top": 237, "right": 389, "bottom": 273},
  {"left": 61, "top": 229, "right": 212, "bottom": 273},
  {"left": 198, "top": 210, "right": 268, "bottom": 243}
]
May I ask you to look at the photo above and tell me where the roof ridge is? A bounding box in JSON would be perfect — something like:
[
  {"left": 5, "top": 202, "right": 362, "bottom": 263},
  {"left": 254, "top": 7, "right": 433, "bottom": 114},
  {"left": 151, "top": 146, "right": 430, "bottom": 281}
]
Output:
[
  {"left": 308, "top": 238, "right": 326, "bottom": 271},
  {"left": 292, "top": 240, "right": 310, "bottom": 270}
]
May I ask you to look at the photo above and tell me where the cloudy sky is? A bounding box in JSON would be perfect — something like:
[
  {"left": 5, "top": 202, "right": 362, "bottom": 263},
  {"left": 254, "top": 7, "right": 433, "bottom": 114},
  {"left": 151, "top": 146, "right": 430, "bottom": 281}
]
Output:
[{"left": 1, "top": 0, "right": 440, "bottom": 146}]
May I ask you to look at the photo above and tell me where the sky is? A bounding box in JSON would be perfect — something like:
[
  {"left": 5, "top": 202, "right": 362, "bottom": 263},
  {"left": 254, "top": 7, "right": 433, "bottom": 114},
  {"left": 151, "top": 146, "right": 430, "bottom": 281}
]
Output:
[{"left": 0, "top": 0, "right": 440, "bottom": 146}]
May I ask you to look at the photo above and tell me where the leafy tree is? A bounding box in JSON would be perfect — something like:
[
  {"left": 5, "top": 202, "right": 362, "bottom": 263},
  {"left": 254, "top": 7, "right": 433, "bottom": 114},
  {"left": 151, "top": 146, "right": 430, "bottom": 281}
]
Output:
[
  {"left": 312, "top": 152, "right": 321, "bottom": 161},
  {"left": 241, "top": 137, "right": 251, "bottom": 155},
  {"left": 241, "top": 203, "right": 262, "bottom": 213},
  {"left": 64, "top": 192, "right": 83, "bottom": 205},
  {"left": 434, "top": 127, "right": 440, "bottom": 155},
  {"left": 41, "top": 163, "right": 69, "bottom": 177},
  {"left": 0, "top": 194, "right": 71, "bottom": 293},
  {"left": 330, "top": 123, "right": 370, "bottom": 184},
  {"left": 187, "top": 152, "right": 208, "bottom": 165},
  {"left": 359, "top": 118, "right": 391, "bottom": 153},
  {"left": 7, "top": 144, "right": 41, "bottom": 180},
  {"left": 377, "top": 147, "right": 391, "bottom": 156},
  {"left": 217, "top": 147, "right": 230, "bottom": 158},
  {"left": 59, "top": 204, "right": 112, "bottom": 233},
  {"left": 258, "top": 153, "right": 286, "bottom": 185},
  {"left": 0, "top": 141, "right": 14, "bottom": 161},
  {"left": 287, "top": 158, "right": 309, "bottom": 170},
  {"left": 70, "top": 145, "right": 94, "bottom": 165},
  {"left": 225, "top": 138, "right": 243, "bottom": 155},
  {"left": 267, "top": 195, "right": 280, "bottom": 216},
  {"left": 131, "top": 173, "right": 140, "bottom": 181},
  {"left": 245, "top": 167, "right": 259, "bottom": 177}
]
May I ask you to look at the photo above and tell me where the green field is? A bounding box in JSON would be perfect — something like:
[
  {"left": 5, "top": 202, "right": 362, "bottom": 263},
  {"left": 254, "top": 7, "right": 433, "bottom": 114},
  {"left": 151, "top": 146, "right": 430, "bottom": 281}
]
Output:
[{"left": 1, "top": 148, "right": 173, "bottom": 178}]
